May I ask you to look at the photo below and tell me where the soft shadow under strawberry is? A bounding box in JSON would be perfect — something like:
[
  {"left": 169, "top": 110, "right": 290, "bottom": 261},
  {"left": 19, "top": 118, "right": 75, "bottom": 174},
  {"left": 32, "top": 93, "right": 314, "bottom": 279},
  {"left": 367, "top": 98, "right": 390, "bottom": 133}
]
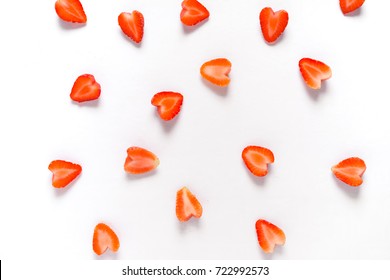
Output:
[
  {"left": 332, "top": 176, "right": 361, "bottom": 199},
  {"left": 58, "top": 19, "right": 86, "bottom": 30},
  {"left": 201, "top": 78, "right": 229, "bottom": 96}
]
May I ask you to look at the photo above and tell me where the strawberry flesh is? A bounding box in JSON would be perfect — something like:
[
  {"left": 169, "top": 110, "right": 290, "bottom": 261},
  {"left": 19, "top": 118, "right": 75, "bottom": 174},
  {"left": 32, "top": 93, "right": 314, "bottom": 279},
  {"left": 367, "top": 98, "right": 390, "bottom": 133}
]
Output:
[
  {"left": 55, "top": 0, "right": 87, "bottom": 23},
  {"left": 299, "top": 58, "right": 332, "bottom": 90},
  {"left": 124, "top": 147, "right": 159, "bottom": 174},
  {"left": 48, "top": 160, "right": 82, "bottom": 188},
  {"left": 180, "top": 0, "right": 210, "bottom": 26},
  {"left": 200, "top": 58, "right": 231, "bottom": 87},
  {"left": 256, "top": 219, "right": 286, "bottom": 253},
  {"left": 259, "top": 7, "right": 289, "bottom": 43},
  {"left": 118, "top": 11, "right": 144, "bottom": 43},
  {"left": 242, "top": 146, "right": 274, "bottom": 177},
  {"left": 332, "top": 157, "right": 366, "bottom": 187},
  {"left": 93, "top": 223, "right": 120, "bottom": 255},
  {"left": 176, "top": 187, "right": 203, "bottom": 222},
  {"left": 70, "top": 74, "right": 101, "bottom": 102},
  {"left": 151, "top": 92, "right": 184, "bottom": 121}
]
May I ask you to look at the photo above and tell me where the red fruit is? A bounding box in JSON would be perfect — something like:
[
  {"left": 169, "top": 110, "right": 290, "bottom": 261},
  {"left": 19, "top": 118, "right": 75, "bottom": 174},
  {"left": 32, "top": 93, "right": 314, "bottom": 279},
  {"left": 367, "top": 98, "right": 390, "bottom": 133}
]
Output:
[
  {"left": 256, "top": 219, "right": 286, "bottom": 253},
  {"left": 299, "top": 58, "right": 332, "bottom": 90},
  {"left": 340, "top": 0, "right": 365, "bottom": 14},
  {"left": 259, "top": 7, "right": 289, "bottom": 43},
  {"left": 242, "top": 146, "right": 274, "bottom": 177},
  {"left": 93, "top": 223, "right": 120, "bottom": 255},
  {"left": 55, "top": 0, "right": 87, "bottom": 23},
  {"left": 48, "top": 160, "right": 82, "bottom": 188},
  {"left": 332, "top": 157, "right": 366, "bottom": 187},
  {"left": 180, "top": 0, "right": 210, "bottom": 26},
  {"left": 118, "top": 11, "right": 144, "bottom": 44},
  {"left": 151, "top": 92, "right": 183, "bottom": 121},
  {"left": 200, "top": 58, "right": 231, "bottom": 87},
  {"left": 70, "top": 74, "right": 101, "bottom": 102},
  {"left": 124, "top": 147, "right": 159, "bottom": 174},
  {"left": 176, "top": 187, "right": 203, "bottom": 222}
]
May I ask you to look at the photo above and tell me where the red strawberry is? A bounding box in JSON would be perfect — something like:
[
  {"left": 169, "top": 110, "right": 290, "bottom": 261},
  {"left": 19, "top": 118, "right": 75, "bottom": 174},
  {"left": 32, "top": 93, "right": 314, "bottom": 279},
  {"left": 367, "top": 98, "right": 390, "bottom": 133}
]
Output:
[
  {"left": 48, "top": 160, "right": 82, "bottom": 188},
  {"left": 93, "top": 223, "right": 120, "bottom": 255},
  {"left": 255, "top": 219, "right": 286, "bottom": 253},
  {"left": 124, "top": 147, "right": 159, "bottom": 174},
  {"left": 332, "top": 157, "right": 366, "bottom": 187},
  {"left": 176, "top": 187, "right": 203, "bottom": 222},
  {"left": 242, "top": 146, "right": 274, "bottom": 177},
  {"left": 118, "top": 11, "right": 144, "bottom": 44},
  {"left": 151, "top": 92, "right": 183, "bottom": 121},
  {"left": 299, "top": 58, "right": 332, "bottom": 90},
  {"left": 55, "top": 0, "right": 87, "bottom": 23},
  {"left": 259, "top": 7, "right": 289, "bottom": 43},
  {"left": 70, "top": 74, "right": 101, "bottom": 103},
  {"left": 180, "top": 0, "right": 210, "bottom": 26},
  {"left": 200, "top": 58, "right": 231, "bottom": 87},
  {"left": 340, "top": 0, "right": 365, "bottom": 14}
]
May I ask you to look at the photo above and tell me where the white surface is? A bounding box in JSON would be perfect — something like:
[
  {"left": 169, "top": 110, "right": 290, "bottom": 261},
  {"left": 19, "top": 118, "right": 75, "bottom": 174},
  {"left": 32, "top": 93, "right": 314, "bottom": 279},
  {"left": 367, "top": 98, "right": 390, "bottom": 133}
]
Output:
[{"left": 1, "top": 0, "right": 390, "bottom": 260}]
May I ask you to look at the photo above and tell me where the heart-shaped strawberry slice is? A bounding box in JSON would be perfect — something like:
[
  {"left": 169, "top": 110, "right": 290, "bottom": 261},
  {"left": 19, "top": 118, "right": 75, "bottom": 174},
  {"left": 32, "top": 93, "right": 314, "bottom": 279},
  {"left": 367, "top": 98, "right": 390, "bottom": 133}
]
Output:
[
  {"left": 118, "top": 10, "right": 144, "bottom": 44},
  {"left": 70, "top": 74, "right": 101, "bottom": 102},
  {"left": 48, "top": 160, "right": 82, "bottom": 188},
  {"left": 55, "top": 0, "right": 87, "bottom": 23},
  {"left": 180, "top": 0, "right": 210, "bottom": 26},
  {"left": 200, "top": 58, "right": 231, "bottom": 87},
  {"left": 332, "top": 157, "right": 366, "bottom": 187},
  {"left": 340, "top": 0, "right": 365, "bottom": 14},
  {"left": 255, "top": 219, "right": 286, "bottom": 253},
  {"left": 176, "top": 187, "right": 203, "bottom": 222},
  {"left": 242, "top": 146, "right": 274, "bottom": 177},
  {"left": 124, "top": 147, "right": 160, "bottom": 174},
  {"left": 259, "top": 7, "right": 289, "bottom": 43},
  {"left": 93, "top": 223, "right": 120, "bottom": 255},
  {"left": 151, "top": 91, "right": 184, "bottom": 121},
  {"left": 299, "top": 58, "right": 332, "bottom": 90}
]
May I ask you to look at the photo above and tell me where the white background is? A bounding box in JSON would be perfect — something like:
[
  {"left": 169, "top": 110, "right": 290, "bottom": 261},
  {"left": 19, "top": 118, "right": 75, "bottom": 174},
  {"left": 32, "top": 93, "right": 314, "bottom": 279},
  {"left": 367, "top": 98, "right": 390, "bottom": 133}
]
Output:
[{"left": 1, "top": 0, "right": 390, "bottom": 260}]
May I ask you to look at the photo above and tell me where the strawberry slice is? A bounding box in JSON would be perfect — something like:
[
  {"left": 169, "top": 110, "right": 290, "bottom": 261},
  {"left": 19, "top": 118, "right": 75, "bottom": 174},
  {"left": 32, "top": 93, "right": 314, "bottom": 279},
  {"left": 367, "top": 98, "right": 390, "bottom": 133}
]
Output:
[
  {"left": 55, "top": 0, "right": 87, "bottom": 23},
  {"left": 242, "top": 146, "right": 274, "bottom": 177},
  {"left": 259, "top": 7, "right": 289, "bottom": 43},
  {"left": 299, "top": 58, "right": 332, "bottom": 90},
  {"left": 93, "top": 223, "right": 120, "bottom": 255},
  {"left": 340, "top": 0, "right": 365, "bottom": 14},
  {"left": 48, "top": 160, "right": 82, "bottom": 188},
  {"left": 180, "top": 0, "right": 210, "bottom": 26},
  {"left": 118, "top": 11, "right": 144, "bottom": 44},
  {"left": 124, "top": 147, "right": 160, "bottom": 174},
  {"left": 70, "top": 74, "right": 101, "bottom": 103},
  {"left": 255, "top": 219, "right": 286, "bottom": 253},
  {"left": 332, "top": 157, "right": 366, "bottom": 187},
  {"left": 176, "top": 187, "right": 203, "bottom": 222},
  {"left": 200, "top": 58, "right": 231, "bottom": 87},
  {"left": 151, "top": 91, "right": 184, "bottom": 121}
]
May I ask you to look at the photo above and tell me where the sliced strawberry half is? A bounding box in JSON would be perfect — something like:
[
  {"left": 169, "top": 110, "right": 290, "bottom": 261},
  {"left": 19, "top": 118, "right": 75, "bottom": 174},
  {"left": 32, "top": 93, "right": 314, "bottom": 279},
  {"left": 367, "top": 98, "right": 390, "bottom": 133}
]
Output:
[
  {"left": 118, "top": 11, "right": 144, "bottom": 44},
  {"left": 55, "top": 0, "right": 87, "bottom": 23},
  {"left": 200, "top": 58, "right": 231, "bottom": 87},
  {"left": 242, "top": 146, "right": 274, "bottom": 177},
  {"left": 255, "top": 219, "right": 286, "bottom": 253},
  {"left": 70, "top": 74, "right": 101, "bottom": 102},
  {"left": 48, "top": 160, "right": 82, "bottom": 188},
  {"left": 124, "top": 147, "right": 159, "bottom": 174},
  {"left": 176, "top": 187, "right": 203, "bottom": 222},
  {"left": 151, "top": 91, "right": 183, "bottom": 121},
  {"left": 93, "top": 223, "right": 120, "bottom": 255},
  {"left": 180, "top": 0, "right": 210, "bottom": 26},
  {"left": 299, "top": 58, "right": 332, "bottom": 90},
  {"left": 259, "top": 7, "right": 289, "bottom": 43},
  {"left": 340, "top": 0, "right": 365, "bottom": 14},
  {"left": 332, "top": 157, "right": 366, "bottom": 187}
]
